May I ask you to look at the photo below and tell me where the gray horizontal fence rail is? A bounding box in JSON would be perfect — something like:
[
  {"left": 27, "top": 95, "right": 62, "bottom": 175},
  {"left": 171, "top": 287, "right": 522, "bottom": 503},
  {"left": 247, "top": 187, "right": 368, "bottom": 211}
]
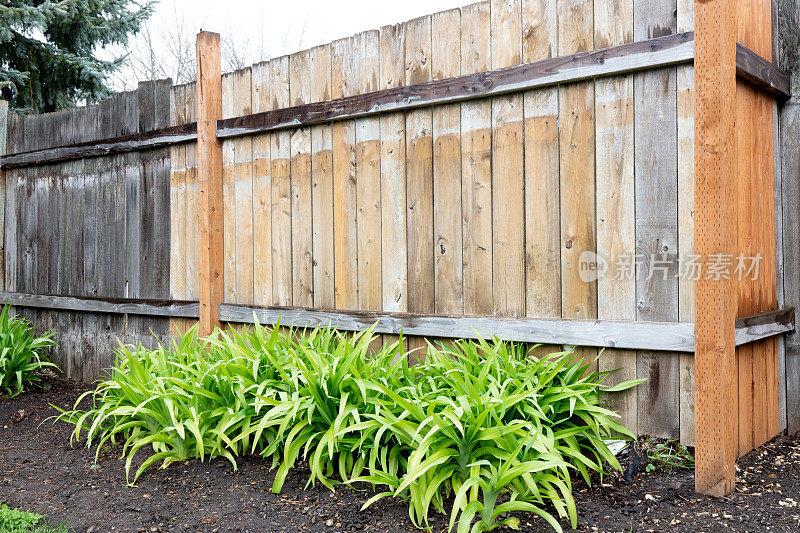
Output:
[
  {"left": 0, "top": 293, "right": 790, "bottom": 349},
  {"left": 0, "top": 292, "right": 200, "bottom": 319},
  {"left": 219, "top": 304, "right": 795, "bottom": 352},
  {"left": 1, "top": 33, "right": 788, "bottom": 170},
  {"left": 734, "top": 307, "right": 795, "bottom": 346},
  {"left": 219, "top": 303, "right": 696, "bottom": 351}
]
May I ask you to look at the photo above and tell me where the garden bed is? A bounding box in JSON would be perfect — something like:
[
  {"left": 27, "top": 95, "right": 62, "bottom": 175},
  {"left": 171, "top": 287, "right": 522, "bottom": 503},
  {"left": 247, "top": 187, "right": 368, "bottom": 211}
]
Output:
[{"left": 1, "top": 380, "right": 799, "bottom": 532}]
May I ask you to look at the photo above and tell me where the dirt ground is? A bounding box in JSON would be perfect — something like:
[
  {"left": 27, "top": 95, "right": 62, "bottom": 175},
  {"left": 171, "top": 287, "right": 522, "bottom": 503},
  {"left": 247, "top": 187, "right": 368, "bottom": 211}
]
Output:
[{"left": 1, "top": 379, "right": 799, "bottom": 533}]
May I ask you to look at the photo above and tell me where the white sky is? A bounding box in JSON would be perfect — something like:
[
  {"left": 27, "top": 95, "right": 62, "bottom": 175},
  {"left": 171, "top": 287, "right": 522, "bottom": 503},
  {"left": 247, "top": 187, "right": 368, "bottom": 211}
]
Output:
[{"left": 150, "top": 0, "right": 466, "bottom": 58}]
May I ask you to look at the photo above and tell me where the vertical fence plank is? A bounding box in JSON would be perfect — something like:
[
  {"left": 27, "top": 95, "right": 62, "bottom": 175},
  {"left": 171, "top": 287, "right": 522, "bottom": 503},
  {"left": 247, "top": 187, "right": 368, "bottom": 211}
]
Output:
[
  {"left": 558, "top": 0, "right": 597, "bottom": 369},
  {"left": 252, "top": 63, "right": 272, "bottom": 307},
  {"left": 356, "top": 31, "right": 382, "bottom": 312},
  {"left": 0, "top": 99, "right": 5, "bottom": 290},
  {"left": 736, "top": 0, "right": 758, "bottom": 453},
  {"left": 79, "top": 107, "right": 99, "bottom": 377},
  {"left": 461, "top": 1, "right": 492, "bottom": 317},
  {"left": 139, "top": 80, "right": 172, "bottom": 346},
  {"left": 523, "top": 0, "right": 560, "bottom": 357},
  {"left": 4, "top": 111, "right": 17, "bottom": 294},
  {"left": 781, "top": 101, "right": 800, "bottom": 434},
  {"left": 595, "top": 0, "right": 636, "bottom": 433},
  {"left": 0, "top": 100, "right": 6, "bottom": 294},
  {"left": 290, "top": 51, "right": 313, "bottom": 308},
  {"left": 310, "top": 47, "right": 334, "bottom": 308},
  {"left": 491, "top": 0, "right": 525, "bottom": 319},
  {"left": 694, "top": 0, "right": 738, "bottom": 496},
  {"left": 125, "top": 86, "right": 149, "bottom": 351},
  {"left": 270, "top": 56, "right": 292, "bottom": 306},
  {"left": 184, "top": 82, "right": 199, "bottom": 305},
  {"left": 634, "top": 0, "right": 680, "bottom": 440},
  {"left": 234, "top": 68, "right": 254, "bottom": 306},
  {"left": 432, "top": 8, "right": 463, "bottom": 316},
  {"left": 379, "top": 23, "right": 407, "bottom": 318},
  {"left": 170, "top": 84, "right": 188, "bottom": 337},
  {"left": 749, "top": 0, "right": 779, "bottom": 443},
  {"left": 405, "top": 15, "right": 434, "bottom": 357},
  {"left": 150, "top": 79, "right": 172, "bottom": 303},
  {"left": 221, "top": 72, "right": 236, "bottom": 305},
  {"left": 677, "top": 0, "right": 695, "bottom": 447},
  {"left": 737, "top": 80, "right": 756, "bottom": 453},
  {"left": 196, "top": 31, "right": 224, "bottom": 334},
  {"left": 332, "top": 38, "right": 358, "bottom": 310}
]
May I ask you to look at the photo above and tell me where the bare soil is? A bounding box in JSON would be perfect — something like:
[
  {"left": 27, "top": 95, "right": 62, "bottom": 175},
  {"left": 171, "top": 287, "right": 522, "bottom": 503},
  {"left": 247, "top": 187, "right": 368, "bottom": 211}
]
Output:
[{"left": 1, "top": 379, "right": 799, "bottom": 533}]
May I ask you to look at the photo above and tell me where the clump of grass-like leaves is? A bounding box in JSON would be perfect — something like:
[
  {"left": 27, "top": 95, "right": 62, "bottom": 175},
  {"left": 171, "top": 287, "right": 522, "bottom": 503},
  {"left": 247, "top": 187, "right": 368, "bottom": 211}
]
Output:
[
  {"left": 59, "top": 322, "right": 641, "bottom": 532},
  {"left": 0, "top": 304, "right": 58, "bottom": 397}
]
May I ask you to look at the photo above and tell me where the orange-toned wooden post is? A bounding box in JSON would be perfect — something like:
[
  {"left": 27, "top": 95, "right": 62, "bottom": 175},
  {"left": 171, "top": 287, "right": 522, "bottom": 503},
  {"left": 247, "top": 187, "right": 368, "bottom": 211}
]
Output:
[
  {"left": 196, "top": 32, "right": 224, "bottom": 335},
  {"left": 694, "top": 0, "right": 739, "bottom": 495}
]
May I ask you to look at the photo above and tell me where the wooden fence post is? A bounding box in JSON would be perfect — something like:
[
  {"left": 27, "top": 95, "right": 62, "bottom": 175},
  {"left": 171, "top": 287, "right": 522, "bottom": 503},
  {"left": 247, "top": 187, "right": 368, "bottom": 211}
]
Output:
[
  {"left": 694, "top": 0, "right": 739, "bottom": 495},
  {"left": 196, "top": 32, "right": 224, "bottom": 335}
]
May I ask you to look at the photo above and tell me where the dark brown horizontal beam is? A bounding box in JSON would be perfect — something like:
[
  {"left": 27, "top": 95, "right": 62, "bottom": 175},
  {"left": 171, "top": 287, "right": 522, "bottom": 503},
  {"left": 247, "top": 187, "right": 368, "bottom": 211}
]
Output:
[
  {"left": 0, "top": 122, "right": 198, "bottom": 169},
  {"left": 734, "top": 307, "right": 795, "bottom": 346},
  {"left": 216, "top": 32, "right": 694, "bottom": 139},
  {"left": 735, "top": 42, "right": 791, "bottom": 99},
  {"left": 0, "top": 292, "right": 200, "bottom": 319}
]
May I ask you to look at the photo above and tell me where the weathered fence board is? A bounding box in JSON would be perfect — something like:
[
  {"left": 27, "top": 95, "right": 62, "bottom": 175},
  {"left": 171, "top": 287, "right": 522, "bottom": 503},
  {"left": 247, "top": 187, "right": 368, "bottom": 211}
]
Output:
[
  {"left": 0, "top": 0, "right": 793, "bottom": 464},
  {"left": 595, "top": 0, "right": 637, "bottom": 436}
]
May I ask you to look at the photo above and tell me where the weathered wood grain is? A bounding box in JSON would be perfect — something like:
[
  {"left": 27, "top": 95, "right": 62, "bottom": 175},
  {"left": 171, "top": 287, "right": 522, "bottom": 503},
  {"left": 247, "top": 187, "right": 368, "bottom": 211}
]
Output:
[
  {"left": 0, "top": 101, "right": 7, "bottom": 293},
  {"left": 559, "top": 0, "right": 597, "bottom": 370},
  {"left": 522, "top": 0, "right": 559, "bottom": 358},
  {"left": 310, "top": 46, "right": 334, "bottom": 308},
  {"left": 219, "top": 302, "right": 695, "bottom": 351},
  {"left": 290, "top": 51, "right": 313, "bottom": 308},
  {"left": 379, "top": 23, "right": 408, "bottom": 315},
  {"left": 460, "top": 1, "right": 492, "bottom": 317},
  {"left": 0, "top": 292, "right": 199, "bottom": 318},
  {"left": 214, "top": 32, "right": 694, "bottom": 141},
  {"left": 634, "top": 0, "right": 680, "bottom": 440},
  {"left": 221, "top": 72, "right": 236, "bottom": 305},
  {"left": 595, "top": 0, "right": 636, "bottom": 435},
  {"left": 331, "top": 38, "right": 358, "bottom": 310},
  {"left": 252, "top": 62, "right": 272, "bottom": 307},
  {"left": 233, "top": 68, "right": 255, "bottom": 305},
  {"left": 677, "top": 0, "right": 695, "bottom": 447},
  {"left": 491, "top": 0, "right": 524, "bottom": 318},
  {"left": 0, "top": 122, "right": 197, "bottom": 169},
  {"left": 405, "top": 15, "right": 435, "bottom": 357},
  {"left": 734, "top": 308, "right": 795, "bottom": 345},
  {"left": 270, "top": 56, "right": 292, "bottom": 306},
  {"left": 355, "top": 30, "right": 382, "bottom": 312},
  {"left": 735, "top": 41, "right": 790, "bottom": 100},
  {"left": 781, "top": 99, "right": 800, "bottom": 435},
  {"left": 432, "top": 8, "right": 462, "bottom": 315}
]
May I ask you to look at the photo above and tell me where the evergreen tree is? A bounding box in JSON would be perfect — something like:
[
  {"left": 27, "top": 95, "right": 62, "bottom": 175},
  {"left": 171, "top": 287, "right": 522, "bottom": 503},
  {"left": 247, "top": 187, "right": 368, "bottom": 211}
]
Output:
[{"left": 0, "top": 0, "right": 153, "bottom": 113}]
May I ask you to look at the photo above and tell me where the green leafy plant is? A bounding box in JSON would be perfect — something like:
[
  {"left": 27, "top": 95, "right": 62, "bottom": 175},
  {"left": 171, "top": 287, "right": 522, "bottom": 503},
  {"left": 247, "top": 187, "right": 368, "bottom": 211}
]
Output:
[
  {"left": 59, "top": 322, "right": 642, "bottom": 533},
  {"left": 0, "top": 504, "right": 70, "bottom": 533},
  {"left": 0, "top": 304, "right": 58, "bottom": 397},
  {"left": 0, "top": 504, "right": 42, "bottom": 532},
  {"left": 644, "top": 438, "right": 695, "bottom": 472}
]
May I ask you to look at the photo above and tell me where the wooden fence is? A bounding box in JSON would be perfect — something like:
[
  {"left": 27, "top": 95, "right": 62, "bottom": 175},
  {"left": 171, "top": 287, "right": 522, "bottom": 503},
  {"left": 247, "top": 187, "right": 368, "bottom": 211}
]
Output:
[{"left": 0, "top": 0, "right": 795, "bottom": 496}]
